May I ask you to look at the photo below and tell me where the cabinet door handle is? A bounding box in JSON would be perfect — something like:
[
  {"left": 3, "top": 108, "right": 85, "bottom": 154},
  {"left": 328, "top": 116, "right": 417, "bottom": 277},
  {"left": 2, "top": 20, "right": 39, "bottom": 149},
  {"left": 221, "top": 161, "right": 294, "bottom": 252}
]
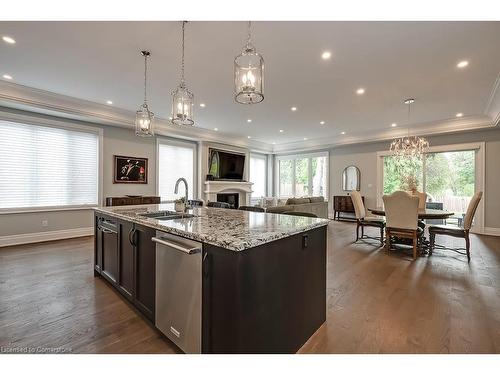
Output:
[
  {"left": 128, "top": 228, "right": 135, "bottom": 246},
  {"left": 302, "top": 234, "right": 309, "bottom": 249},
  {"left": 99, "top": 226, "right": 115, "bottom": 234}
]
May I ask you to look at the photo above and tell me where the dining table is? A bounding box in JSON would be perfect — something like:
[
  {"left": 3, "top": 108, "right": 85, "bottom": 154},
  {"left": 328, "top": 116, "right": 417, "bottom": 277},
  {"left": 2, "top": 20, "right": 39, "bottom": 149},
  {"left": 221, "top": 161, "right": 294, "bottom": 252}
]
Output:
[{"left": 367, "top": 207, "right": 455, "bottom": 255}]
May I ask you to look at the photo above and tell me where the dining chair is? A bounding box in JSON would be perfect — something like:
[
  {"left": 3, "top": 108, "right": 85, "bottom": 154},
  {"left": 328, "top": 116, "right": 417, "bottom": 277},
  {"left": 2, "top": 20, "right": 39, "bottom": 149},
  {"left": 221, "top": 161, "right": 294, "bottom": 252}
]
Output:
[
  {"left": 282, "top": 211, "right": 318, "bottom": 218},
  {"left": 383, "top": 191, "right": 422, "bottom": 260},
  {"left": 207, "top": 201, "right": 231, "bottom": 209},
  {"left": 429, "top": 191, "right": 482, "bottom": 262},
  {"left": 239, "top": 205, "right": 265, "bottom": 212},
  {"left": 351, "top": 190, "right": 385, "bottom": 245}
]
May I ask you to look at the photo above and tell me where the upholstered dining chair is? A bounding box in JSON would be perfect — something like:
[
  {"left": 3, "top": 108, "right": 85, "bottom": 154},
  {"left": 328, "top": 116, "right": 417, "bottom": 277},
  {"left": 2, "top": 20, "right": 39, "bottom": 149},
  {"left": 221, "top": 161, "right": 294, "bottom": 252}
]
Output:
[
  {"left": 429, "top": 191, "right": 482, "bottom": 262},
  {"left": 351, "top": 190, "right": 385, "bottom": 245},
  {"left": 239, "top": 205, "right": 265, "bottom": 212},
  {"left": 383, "top": 191, "right": 421, "bottom": 260},
  {"left": 207, "top": 201, "right": 231, "bottom": 209}
]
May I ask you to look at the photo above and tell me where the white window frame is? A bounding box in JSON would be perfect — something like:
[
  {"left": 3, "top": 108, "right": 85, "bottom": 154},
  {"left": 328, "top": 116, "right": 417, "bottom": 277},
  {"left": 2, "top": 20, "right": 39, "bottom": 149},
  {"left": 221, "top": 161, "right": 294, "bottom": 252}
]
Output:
[
  {"left": 376, "top": 142, "right": 485, "bottom": 232},
  {"left": 0, "top": 111, "right": 103, "bottom": 214},
  {"left": 156, "top": 137, "right": 198, "bottom": 202},
  {"left": 249, "top": 152, "right": 268, "bottom": 199},
  {"left": 274, "top": 151, "right": 329, "bottom": 199}
]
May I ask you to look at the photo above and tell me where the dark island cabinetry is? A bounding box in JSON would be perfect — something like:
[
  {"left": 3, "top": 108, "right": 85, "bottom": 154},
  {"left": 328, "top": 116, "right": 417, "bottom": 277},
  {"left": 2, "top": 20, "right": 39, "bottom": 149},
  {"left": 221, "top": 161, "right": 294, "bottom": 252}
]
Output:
[{"left": 94, "top": 213, "right": 155, "bottom": 321}]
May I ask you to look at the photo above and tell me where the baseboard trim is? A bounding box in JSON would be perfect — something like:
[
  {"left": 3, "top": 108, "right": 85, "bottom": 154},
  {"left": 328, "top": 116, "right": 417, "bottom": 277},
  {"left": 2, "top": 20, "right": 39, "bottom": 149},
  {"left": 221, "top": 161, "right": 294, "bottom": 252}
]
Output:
[
  {"left": 481, "top": 227, "right": 500, "bottom": 237},
  {"left": 0, "top": 227, "right": 94, "bottom": 247}
]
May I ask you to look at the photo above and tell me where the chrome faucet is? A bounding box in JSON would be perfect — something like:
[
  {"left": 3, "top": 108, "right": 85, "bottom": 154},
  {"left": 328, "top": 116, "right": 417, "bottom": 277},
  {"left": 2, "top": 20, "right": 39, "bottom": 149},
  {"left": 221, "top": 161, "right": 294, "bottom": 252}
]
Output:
[{"left": 174, "top": 177, "right": 191, "bottom": 209}]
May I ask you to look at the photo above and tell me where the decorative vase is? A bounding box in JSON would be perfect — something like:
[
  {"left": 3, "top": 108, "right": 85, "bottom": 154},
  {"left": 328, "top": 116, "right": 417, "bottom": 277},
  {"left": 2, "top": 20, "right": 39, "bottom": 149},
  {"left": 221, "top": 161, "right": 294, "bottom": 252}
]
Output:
[{"left": 174, "top": 202, "right": 186, "bottom": 212}]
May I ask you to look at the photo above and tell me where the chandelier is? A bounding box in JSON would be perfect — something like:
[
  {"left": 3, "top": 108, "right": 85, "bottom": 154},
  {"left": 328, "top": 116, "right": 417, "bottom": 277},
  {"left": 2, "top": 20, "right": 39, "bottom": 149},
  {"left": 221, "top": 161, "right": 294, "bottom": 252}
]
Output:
[
  {"left": 171, "top": 21, "right": 194, "bottom": 126},
  {"left": 234, "top": 21, "right": 264, "bottom": 104},
  {"left": 135, "top": 50, "right": 154, "bottom": 137},
  {"left": 390, "top": 99, "right": 429, "bottom": 159}
]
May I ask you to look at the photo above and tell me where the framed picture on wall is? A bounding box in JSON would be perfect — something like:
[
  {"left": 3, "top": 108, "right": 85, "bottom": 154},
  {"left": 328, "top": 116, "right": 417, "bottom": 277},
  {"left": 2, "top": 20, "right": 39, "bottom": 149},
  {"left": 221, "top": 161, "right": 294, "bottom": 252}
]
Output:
[{"left": 113, "top": 155, "right": 148, "bottom": 184}]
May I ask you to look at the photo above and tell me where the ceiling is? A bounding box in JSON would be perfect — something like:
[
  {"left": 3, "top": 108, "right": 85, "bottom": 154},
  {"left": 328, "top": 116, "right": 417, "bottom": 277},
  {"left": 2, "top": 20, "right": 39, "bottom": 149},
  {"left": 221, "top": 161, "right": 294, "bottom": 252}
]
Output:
[{"left": 0, "top": 21, "right": 499, "bottom": 147}]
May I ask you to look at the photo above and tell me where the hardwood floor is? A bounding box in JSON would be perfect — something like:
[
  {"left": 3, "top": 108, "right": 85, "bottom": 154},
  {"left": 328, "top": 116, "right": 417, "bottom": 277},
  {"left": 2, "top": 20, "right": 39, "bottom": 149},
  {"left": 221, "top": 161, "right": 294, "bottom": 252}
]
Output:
[{"left": 1, "top": 220, "right": 499, "bottom": 353}]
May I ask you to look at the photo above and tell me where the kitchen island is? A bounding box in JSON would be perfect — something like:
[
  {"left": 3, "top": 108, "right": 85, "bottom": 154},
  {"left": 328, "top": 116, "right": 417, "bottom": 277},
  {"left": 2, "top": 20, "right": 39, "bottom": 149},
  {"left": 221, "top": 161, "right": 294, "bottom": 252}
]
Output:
[{"left": 93, "top": 203, "right": 329, "bottom": 354}]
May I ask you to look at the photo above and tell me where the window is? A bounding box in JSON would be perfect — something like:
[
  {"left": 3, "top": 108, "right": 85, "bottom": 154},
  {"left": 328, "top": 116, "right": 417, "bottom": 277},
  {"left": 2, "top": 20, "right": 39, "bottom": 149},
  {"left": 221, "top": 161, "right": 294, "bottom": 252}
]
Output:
[
  {"left": 381, "top": 148, "right": 477, "bottom": 220},
  {"left": 0, "top": 120, "right": 100, "bottom": 210},
  {"left": 276, "top": 152, "right": 329, "bottom": 198},
  {"left": 249, "top": 153, "right": 267, "bottom": 198},
  {"left": 157, "top": 139, "right": 196, "bottom": 201}
]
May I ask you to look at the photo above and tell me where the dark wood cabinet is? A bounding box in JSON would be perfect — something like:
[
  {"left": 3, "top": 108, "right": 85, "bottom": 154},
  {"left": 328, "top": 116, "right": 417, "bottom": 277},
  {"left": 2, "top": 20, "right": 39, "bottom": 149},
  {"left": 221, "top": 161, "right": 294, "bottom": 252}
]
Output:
[
  {"left": 105, "top": 196, "right": 160, "bottom": 207},
  {"left": 134, "top": 224, "right": 156, "bottom": 321},
  {"left": 201, "top": 226, "right": 327, "bottom": 354},
  {"left": 333, "top": 195, "right": 364, "bottom": 221},
  {"left": 96, "top": 216, "right": 119, "bottom": 285},
  {"left": 94, "top": 214, "right": 156, "bottom": 322},
  {"left": 118, "top": 220, "right": 135, "bottom": 301}
]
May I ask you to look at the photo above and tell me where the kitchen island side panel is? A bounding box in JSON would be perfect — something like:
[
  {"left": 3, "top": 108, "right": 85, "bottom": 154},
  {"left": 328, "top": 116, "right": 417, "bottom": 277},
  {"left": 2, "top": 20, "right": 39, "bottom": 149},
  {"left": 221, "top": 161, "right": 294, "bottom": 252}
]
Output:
[{"left": 202, "top": 226, "right": 327, "bottom": 354}]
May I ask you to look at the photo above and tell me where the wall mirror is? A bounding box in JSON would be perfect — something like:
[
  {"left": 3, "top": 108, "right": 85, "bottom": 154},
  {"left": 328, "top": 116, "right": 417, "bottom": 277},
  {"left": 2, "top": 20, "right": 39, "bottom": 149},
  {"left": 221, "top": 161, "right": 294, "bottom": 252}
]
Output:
[{"left": 342, "top": 165, "right": 360, "bottom": 191}]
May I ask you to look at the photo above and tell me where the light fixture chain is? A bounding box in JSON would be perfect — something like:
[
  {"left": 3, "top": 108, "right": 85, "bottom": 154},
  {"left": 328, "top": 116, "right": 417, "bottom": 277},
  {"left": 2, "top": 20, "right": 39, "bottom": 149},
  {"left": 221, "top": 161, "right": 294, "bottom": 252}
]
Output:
[
  {"left": 181, "top": 21, "right": 186, "bottom": 85},
  {"left": 247, "top": 21, "right": 252, "bottom": 46},
  {"left": 143, "top": 52, "right": 148, "bottom": 104}
]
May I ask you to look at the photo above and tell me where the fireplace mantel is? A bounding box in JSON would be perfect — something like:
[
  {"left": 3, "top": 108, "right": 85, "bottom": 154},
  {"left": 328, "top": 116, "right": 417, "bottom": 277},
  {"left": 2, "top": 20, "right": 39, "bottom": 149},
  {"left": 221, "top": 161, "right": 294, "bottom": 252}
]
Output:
[{"left": 204, "top": 180, "right": 253, "bottom": 206}]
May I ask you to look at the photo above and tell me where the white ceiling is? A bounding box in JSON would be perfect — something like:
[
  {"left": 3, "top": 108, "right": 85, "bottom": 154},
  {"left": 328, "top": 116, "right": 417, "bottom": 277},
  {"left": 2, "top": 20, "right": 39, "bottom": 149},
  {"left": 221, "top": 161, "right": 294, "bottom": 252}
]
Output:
[{"left": 0, "top": 21, "right": 499, "bottom": 146}]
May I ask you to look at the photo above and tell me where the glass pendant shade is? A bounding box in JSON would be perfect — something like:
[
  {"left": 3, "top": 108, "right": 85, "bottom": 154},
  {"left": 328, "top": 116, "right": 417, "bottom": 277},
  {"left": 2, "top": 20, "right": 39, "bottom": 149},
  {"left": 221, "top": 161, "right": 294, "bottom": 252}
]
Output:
[
  {"left": 234, "top": 45, "right": 264, "bottom": 104},
  {"left": 171, "top": 83, "right": 194, "bottom": 126},
  {"left": 135, "top": 50, "right": 154, "bottom": 137},
  {"left": 234, "top": 22, "right": 264, "bottom": 104},
  {"left": 135, "top": 103, "right": 154, "bottom": 136},
  {"left": 171, "top": 21, "right": 195, "bottom": 126}
]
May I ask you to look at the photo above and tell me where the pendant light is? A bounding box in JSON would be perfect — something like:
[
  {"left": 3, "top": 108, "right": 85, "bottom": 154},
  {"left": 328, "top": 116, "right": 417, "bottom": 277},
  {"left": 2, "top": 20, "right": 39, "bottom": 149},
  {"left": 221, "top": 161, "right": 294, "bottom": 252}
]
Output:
[
  {"left": 135, "top": 50, "right": 154, "bottom": 137},
  {"left": 171, "top": 21, "right": 194, "bottom": 126},
  {"left": 389, "top": 98, "right": 429, "bottom": 159},
  {"left": 234, "top": 21, "right": 264, "bottom": 104}
]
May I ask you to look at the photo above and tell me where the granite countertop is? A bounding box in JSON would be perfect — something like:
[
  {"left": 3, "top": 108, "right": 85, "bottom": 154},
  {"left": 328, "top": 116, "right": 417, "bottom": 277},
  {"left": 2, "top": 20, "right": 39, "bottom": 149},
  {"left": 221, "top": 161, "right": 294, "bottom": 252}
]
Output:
[{"left": 94, "top": 203, "right": 330, "bottom": 251}]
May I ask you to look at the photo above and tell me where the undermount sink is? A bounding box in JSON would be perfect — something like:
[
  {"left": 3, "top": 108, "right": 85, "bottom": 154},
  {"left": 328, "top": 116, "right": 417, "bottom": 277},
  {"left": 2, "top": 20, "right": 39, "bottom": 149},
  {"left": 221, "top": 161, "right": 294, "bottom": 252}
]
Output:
[{"left": 140, "top": 211, "right": 196, "bottom": 220}]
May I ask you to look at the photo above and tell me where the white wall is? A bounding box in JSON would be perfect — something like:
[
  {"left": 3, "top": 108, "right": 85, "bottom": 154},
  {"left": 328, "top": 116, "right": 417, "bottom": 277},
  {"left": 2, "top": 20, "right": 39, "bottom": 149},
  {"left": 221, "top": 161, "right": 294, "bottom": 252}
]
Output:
[{"left": 329, "top": 127, "right": 500, "bottom": 229}]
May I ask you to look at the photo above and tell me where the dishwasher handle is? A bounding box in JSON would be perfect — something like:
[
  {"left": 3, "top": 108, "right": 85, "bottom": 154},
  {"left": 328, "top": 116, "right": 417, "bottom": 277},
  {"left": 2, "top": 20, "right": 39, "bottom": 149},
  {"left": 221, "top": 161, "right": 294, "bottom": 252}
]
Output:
[{"left": 152, "top": 236, "right": 201, "bottom": 255}]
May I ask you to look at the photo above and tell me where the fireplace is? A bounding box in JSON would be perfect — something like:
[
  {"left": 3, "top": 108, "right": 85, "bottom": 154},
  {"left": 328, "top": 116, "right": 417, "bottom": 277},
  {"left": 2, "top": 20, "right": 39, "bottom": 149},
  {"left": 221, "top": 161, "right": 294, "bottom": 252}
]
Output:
[{"left": 216, "top": 193, "right": 239, "bottom": 209}]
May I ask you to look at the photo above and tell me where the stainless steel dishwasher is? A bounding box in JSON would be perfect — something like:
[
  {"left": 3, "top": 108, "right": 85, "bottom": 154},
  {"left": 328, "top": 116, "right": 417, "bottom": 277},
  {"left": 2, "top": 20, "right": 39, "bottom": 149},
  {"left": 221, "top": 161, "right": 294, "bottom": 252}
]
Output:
[{"left": 152, "top": 231, "right": 202, "bottom": 354}]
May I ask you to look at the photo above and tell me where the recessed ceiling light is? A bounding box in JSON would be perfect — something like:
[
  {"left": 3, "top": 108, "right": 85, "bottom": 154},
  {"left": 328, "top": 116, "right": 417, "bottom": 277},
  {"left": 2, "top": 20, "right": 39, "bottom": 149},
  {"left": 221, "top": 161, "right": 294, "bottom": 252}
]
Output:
[
  {"left": 321, "top": 51, "right": 331, "bottom": 60},
  {"left": 247, "top": 119, "right": 252, "bottom": 123},
  {"left": 214, "top": 127, "right": 218, "bottom": 131},
  {"left": 456, "top": 112, "right": 463, "bottom": 117},
  {"left": 279, "top": 129, "right": 284, "bottom": 133},
  {"left": 391, "top": 123, "right": 397, "bottom": 127},
  {"left": 2, "top": 74, "right": 12, "bottom": 80},
  {"left": 199, "top": 103, "right": 206, "bottom": 108},
  {"left": 291, "top": 107, "right": 297, "bottom": 111},
  {"left": 106, "top": 100, "right": 113, "bottom": 105},
  {"left": 247, "top": 136, "right": 252, "bottom": 139},
  {"left": 2, "top": 36, "right": 16, "bottom": 44},
  {"left": 320, "top": 121, "right": 325, "bottom": 125},
  {"left": 356, "top": 88, "right": 365, "bottom": 95},
  {"left": 341, "top": 131, "right": 346, "bottom": 135},
  {"left": 169, "top": 117, "right": 173, "bottom": 120},
  {"left": 272, "top": 142, "right": 276, "bottom": 145},
  {"left": 303, "top": 137, "right": 308, "bottom": 141},
  {"left": 457, "top": 60, "right": 469, "bottom": 68}
]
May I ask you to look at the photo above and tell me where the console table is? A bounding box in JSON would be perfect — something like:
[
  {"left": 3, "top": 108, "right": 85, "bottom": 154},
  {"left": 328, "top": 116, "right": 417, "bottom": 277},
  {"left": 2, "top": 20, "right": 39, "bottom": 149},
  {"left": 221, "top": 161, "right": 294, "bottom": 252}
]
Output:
[
  {"left": 333, "top": 195, "right": 364, "bottom": 221},
  {"left": 105, "top": 196, "right": 161, "bottom": 207}
]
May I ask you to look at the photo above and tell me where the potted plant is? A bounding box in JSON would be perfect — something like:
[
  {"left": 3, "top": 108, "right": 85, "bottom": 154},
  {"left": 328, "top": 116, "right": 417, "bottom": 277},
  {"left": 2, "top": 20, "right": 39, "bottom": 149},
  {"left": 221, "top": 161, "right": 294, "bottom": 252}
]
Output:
[{"left": 174, "top": 197, "right": 186, "bottom": 212}]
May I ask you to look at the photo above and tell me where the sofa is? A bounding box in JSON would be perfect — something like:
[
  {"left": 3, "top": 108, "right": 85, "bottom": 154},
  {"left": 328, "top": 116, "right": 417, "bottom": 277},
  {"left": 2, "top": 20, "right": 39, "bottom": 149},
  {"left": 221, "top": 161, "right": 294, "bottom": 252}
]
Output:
[{"left": 265, "top": 196, "right": 328, "bottom": 219}]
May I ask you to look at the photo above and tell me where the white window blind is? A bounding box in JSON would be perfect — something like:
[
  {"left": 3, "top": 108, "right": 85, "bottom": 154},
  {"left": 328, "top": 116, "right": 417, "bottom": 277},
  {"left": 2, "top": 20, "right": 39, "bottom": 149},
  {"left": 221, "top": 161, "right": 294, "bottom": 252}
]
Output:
[
  {"left": 158, "top": 141, "right": 195, "bottom": 201},
  {"left": 0, "top": 120, "right": 99, "bottom": 210},
  {"left": 250, "top": 153, "right": 267, "bottom": 198}
]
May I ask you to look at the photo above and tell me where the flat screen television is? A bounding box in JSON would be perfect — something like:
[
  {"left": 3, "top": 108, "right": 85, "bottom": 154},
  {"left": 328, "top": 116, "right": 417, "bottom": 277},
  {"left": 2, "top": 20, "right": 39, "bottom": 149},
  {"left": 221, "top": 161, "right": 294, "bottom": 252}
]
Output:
[{"left": 208, "top": 149, "right": 245, "bottom": 181}]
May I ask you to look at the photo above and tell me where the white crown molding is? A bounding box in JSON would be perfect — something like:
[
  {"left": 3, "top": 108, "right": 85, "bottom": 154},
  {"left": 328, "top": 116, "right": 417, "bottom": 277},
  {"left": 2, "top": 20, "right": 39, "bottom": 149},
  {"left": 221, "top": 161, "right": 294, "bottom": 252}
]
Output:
[
  {"left": 0, "top": 227, "right": 93, "bottom": 248},
  {"left": 0, "top": 80, "right": 273, "bottom": 153},
  {"left": 484, "top": 72, "right": 500, "bottom": 125},
  {"left": 272, "top": 115, "right": 495, "bottom": 154}
]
